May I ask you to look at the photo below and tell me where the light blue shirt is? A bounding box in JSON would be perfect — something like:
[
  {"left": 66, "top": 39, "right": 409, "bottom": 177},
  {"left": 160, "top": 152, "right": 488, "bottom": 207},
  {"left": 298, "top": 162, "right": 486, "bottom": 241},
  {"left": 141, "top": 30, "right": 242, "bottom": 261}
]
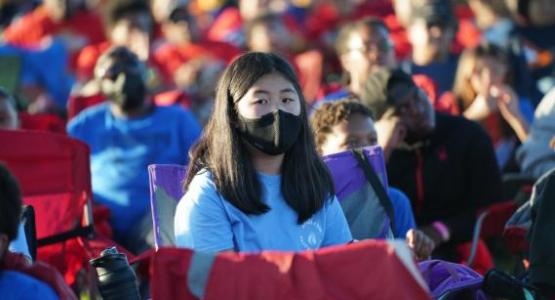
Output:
[
  {"left": 0, "top": 271, "right": 59, "bottom": 300},
  {"left": 174, "top": 170, "right": 353, "bottom": 252},
  {"left": 68, "top": 103, "right": 201, "bottom": 235}
]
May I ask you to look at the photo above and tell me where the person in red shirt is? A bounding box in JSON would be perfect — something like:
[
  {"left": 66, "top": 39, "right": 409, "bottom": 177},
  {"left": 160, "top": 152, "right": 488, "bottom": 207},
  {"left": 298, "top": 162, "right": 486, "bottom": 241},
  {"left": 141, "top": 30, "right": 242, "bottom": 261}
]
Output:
[
  {"left": 3, "top": 0, "right": 105, "bottom": 68},
  {"left": 245, "top": 13, "right": 322, "bottom": 102},
  {"left": 303, "top": 0, "right": 394, "bottom": 45},
  {"left": 206, "top": 0, "right": 272, "bottom": 47},
  {"left": 207, "top": 0, "right": 304, "bottom": 49},
  {"left": 152, "top": 5, "right": 241, "bottom": 87},
  {"left": 75, "top": 0, "right": 154, "bottom": 82}
]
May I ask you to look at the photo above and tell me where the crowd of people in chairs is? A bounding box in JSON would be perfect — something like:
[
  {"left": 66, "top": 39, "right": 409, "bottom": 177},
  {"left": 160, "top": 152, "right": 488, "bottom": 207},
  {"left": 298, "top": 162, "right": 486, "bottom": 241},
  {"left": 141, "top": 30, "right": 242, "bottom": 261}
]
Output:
[{"left": 1, "top": 0, "right": 555, "bottom": 299}]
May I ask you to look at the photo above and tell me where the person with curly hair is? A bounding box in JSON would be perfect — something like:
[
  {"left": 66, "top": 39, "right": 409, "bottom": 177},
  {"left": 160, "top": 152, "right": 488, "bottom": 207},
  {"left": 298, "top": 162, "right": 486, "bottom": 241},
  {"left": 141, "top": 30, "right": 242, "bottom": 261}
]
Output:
[{"left": 311, "top": 98, "right": 434, "bottom": 260}]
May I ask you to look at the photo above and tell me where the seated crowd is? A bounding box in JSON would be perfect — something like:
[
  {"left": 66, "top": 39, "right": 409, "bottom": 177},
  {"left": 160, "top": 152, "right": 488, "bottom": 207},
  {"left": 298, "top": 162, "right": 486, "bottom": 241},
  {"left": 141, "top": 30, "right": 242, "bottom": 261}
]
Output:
[{"left": 1, "top": 0, "right": 555, "bottom": 298}]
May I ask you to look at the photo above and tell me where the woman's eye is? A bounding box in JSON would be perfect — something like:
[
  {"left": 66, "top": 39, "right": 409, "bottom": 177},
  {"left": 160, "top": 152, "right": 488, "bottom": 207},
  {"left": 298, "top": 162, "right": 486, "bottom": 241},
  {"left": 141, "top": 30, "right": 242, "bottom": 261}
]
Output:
[
  {"left": 254, "top": 99, "right": 268, "bottom": 104},
  {"left": 282, "top": 97, "right": 294, "bottom": 103}
]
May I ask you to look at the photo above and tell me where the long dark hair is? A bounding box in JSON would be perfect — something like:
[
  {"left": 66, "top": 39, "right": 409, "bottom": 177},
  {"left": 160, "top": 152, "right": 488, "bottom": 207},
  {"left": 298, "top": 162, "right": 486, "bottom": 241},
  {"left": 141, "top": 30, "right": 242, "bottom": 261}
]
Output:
[
  {"left": 452, "top": 43, "right": 515, "bottom": 138},
  {"left": 184, "top": 52, "right": 334, "bottom": 223}
]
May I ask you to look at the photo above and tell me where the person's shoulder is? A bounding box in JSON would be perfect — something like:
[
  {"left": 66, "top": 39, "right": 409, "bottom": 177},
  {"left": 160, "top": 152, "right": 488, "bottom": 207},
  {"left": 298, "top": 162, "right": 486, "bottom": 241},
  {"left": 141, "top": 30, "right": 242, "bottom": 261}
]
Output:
[
  {"left": 157, "top": 105, "right": 196, "bottom": 121},
  {"left": 67, "top": 102, "right": 109, "bottom": 131},
  {"left": 322, "top": 194, "right": 341, "bottom": 210},
  {"left": 435, "top": 113, "right": 494, "bottom": 153},
  {"left": 187, "top": 169, "right": 216, "bottom": 193},
  {"left": 154, "top": 105, "right": 192, "bottom": 117},
  {"left": 0, "top": 270, "right": 59, "bottom": 300},
  {"left": 69, "top": 102, "right": 108, "bottom": 122},
  {"left": 387, "top": 187, "right": 408, "bottom": 200},
  {"left": 182, "top": 169, "right": 224, "bottom": 206},
  {"left": 156, "top": 106, "right": 199, "bottom": 127},
  {"left": 436, "top": 112, "right": 485, "bottom": 135}
]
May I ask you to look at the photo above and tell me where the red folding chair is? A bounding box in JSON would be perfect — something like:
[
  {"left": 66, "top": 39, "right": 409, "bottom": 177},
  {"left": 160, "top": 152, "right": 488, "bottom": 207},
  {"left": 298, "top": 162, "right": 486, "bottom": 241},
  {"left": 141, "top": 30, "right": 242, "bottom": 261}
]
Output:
[
  {"left": 18, "top": 112, "right": 67, "bottom": 134},
  {"left": 0, "top": 129, "right": 133, "bottom": 288},
  {"left": 151, "top": 240, "right": 431, "bottom": 300},
  {"left": 458, "top": 201, "right": 519, "bottom": 274}
]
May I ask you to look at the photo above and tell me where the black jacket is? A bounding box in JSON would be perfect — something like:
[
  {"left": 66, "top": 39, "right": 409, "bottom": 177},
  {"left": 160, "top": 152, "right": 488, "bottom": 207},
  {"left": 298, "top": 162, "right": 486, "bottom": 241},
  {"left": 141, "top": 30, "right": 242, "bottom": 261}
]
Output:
[{"left": 387, "top": 113, "right": 503, "bottom": 244}]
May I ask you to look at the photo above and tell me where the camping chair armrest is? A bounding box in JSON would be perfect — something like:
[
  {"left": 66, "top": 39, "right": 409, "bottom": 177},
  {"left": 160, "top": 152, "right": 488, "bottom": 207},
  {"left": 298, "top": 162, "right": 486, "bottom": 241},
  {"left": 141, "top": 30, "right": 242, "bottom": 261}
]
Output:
[
  {"left": 467, "top": 201, "right": 519, "bottom": 266},
  {"left": 83, "top": 198, "right": 94, "bottom": 227},
  {"left": 466, "top": 210, "right": 489, "bottom": 266},
  {"left": 37, "top": 224, "right": 95, "bottom": 247}
]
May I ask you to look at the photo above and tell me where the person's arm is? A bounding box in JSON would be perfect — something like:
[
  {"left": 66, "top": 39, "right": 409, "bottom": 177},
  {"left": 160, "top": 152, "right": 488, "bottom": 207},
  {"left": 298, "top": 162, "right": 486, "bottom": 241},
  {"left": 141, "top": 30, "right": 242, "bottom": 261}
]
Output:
[
  {"left": 374, "top": 108, "right": 407, "bottom": 162},
  {"left": 494, "top": 85, "right": 530, "bottom": 142},
  {"left": 174, "top": 172, "right": 235, "bottom": 252},
  {"left": 463, "top": 94, "right": 497, "bottom": 121},
  {"left": 321, "top": 196, "right": 353, "bottom": 247}
]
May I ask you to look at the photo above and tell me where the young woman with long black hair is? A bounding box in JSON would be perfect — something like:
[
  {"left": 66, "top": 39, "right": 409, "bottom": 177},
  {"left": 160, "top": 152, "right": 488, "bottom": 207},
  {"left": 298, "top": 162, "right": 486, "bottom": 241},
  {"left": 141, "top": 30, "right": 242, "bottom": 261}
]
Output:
[{"left": 174, "top": 52, "right": 352, "bottom": 252}]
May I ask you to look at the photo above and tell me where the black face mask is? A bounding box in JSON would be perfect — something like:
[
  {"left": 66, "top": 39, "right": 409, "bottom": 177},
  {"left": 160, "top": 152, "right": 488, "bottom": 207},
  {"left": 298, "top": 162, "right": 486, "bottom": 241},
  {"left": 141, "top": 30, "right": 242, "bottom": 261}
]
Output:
[
  {"left": 237, "top": 110, "right": 302, "bottom": 155},
  {"left": 102, "top": 72, "right": 146, "bottom": 112}
]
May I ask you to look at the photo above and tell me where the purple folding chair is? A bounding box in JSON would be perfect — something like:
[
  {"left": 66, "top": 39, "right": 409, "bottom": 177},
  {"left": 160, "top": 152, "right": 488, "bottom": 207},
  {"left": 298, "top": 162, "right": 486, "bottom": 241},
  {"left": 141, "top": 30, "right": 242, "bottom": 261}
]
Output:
[
  {"left": 148, "top": 164, "right": 187, "bottom": 249},
  {"left": 323, "top": 146, "right": 395, "bottom": 240}
]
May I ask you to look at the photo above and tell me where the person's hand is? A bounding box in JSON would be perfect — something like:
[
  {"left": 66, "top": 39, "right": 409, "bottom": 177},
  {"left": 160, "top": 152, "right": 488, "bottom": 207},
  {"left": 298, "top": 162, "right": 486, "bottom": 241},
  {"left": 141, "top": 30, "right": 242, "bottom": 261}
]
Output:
[
  {"left": 491, "top": 85, "right": 521, "bottom": 122},
  {"left": 463, "top": 94, "right": 498, "bottom": 121},
  {"left": 491, "top": 84, "right": 529, "bottom": 142},
  {"left": 419, "top": 224, "right": 446, "bottom": 248},
  {"left": 406, "top": 229, "right": 435, "bottom": 261},
  {"left": 375, "top": 108, "right": 406, "bottom": 161}
]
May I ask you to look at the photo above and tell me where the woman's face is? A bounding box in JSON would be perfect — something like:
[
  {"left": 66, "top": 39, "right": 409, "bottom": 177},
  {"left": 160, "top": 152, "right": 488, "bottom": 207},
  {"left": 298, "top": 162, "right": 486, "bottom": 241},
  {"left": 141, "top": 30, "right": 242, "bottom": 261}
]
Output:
[
  {"left": 470, "top": 56, "right": 507, "bottom": 96},
  {"left": 341, "top": 26, "right": 395, "bottom": 80},
  {"left": 235, "top": 72, "right": 301, "bottom": 119}
]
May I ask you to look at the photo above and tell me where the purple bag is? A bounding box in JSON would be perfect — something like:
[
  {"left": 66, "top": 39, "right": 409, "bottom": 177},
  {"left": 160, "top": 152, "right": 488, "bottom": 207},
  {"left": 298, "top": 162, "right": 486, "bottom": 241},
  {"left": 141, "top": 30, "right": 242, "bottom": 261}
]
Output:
[{"left": 419, "top": 260, "right": 489, "bottom": 300}]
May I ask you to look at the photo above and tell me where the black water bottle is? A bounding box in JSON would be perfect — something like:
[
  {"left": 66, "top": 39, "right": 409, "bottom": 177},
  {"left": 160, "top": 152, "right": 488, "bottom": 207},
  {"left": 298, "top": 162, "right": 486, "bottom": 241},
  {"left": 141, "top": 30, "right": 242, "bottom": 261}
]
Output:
[{"left": 90, "top": 247, "right": 141, "bottom": 300}]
